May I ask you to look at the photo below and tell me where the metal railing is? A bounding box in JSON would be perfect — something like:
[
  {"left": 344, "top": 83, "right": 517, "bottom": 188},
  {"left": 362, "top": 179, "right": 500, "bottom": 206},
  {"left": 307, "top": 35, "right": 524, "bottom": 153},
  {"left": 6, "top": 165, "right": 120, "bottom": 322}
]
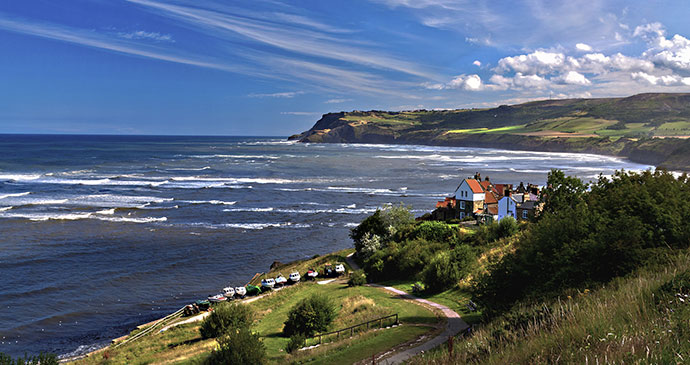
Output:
[{"left": 306, "top": 313, "right": 399, "bottom": 346}]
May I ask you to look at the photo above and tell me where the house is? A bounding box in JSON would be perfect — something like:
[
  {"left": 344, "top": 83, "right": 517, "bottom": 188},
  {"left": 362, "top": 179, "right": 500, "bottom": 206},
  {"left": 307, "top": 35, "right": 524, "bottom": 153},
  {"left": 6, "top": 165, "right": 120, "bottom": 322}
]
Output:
[
  {"left": 497, "top": 192, "right": 518, "bottom": 221},
  {"left": 456, "top": 178, "right": 485, "bottom": 219},
  {"left": 516, "top": 200, "right": 539, "bottom": 221}
]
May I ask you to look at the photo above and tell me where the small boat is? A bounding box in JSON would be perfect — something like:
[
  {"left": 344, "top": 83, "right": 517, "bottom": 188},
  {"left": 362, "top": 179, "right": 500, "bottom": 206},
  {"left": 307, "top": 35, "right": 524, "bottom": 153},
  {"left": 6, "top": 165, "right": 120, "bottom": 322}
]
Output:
[
  {"left": 335, "top": 263, "right": 346, "bottom": 275},
  {"left": 275, "top": 275, "right": 287, "bottom": 287},
  {"left": 261, "top": 278, "right": 276, "bottom": 290},
  {"left": 235, "top": 286, "right": 247, "bottom": 298},
  {"left": 222, "top": 287, "right": 235, "bottom": 298},
  {"left": 245, "top": 284, "right": 262, "bottom": 296},
  {"left": 306, "top": 269, "right": 319, "bottom": 280},
  {"left": 288, "top": 272, "right": 301, "bottom": 284},
  {"left": 195, "top": 299, "right": 211, "bottom": 311},
  {"left": 207, "top": 294, "right": 226, "bottom": 303}
]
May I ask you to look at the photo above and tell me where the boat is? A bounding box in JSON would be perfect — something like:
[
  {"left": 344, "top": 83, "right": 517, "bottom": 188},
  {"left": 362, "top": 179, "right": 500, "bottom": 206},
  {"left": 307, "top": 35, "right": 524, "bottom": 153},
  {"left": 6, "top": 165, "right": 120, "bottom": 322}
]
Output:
[
  {"left": 335, "top": 263, "right": 346, "bottom": 275},
  {"left": 288, "top": 272, "right": 301, "bottom": 284},
  {"left": 194, "top": 299, "right": 210, "bottom": 311},
  {"left": 261, "top": 278, "right": 276, "bottom": 290},
  {"left": 275, "top": 275, "right": 287, "bottom": 287},
  {"left": 235, "top": 286, "right": 247, "bottom": 298},
  {"left": 222, "top": 287, "right": 235, "bottom": 298},
  {"left": 245, "top": 284, "right": 262, "bottom": 296},
  {"left": 306, "top": 269, "right": 319, "bottom": 280},
  {"left": 207, "top": 294, "right": 226, "bottom": 303}
]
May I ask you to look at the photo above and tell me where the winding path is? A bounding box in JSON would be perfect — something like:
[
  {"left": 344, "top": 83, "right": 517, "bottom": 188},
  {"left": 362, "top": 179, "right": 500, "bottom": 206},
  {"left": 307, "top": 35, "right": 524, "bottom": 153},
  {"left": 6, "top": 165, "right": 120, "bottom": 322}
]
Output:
[{"left": 346, "top": 253, "right": 470, "bottom": 364}]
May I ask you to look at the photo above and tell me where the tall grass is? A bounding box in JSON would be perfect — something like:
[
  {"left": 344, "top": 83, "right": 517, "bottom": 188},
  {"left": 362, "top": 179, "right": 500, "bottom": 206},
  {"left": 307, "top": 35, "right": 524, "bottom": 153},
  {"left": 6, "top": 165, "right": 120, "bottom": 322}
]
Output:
[{"left": 410, "top": 253, "right": 690, "bottom": 364}]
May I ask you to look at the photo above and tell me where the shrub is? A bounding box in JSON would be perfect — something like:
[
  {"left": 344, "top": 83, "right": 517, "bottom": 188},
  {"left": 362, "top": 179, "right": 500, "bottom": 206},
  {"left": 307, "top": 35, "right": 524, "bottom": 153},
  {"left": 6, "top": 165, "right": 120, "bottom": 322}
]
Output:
[
  {"left": 0, "top": 353, "right": 58, "bottom": 365},
  {"left": 497, "top": 216, "right": 519, "bottom": 238},
  {"left": 285, "top": 333, "right": 307, "bottom": 354},
  {"left": 205, "top": 328, "right": 267, "bottom": 365},
  {"left": 348, "top": 270, "right": 367, "bottom": 286},
  {"left": 283, "top": 295, "right": 336, "bottom": 337},
  {"left": 421, "top": 245, "right": 475, "bottom": 292},
  {"left": 411, "top": 221, "right": 458, "bottom": 243},
  {"left": 200, "top": 302, "right": 254, "bottom": 339}
]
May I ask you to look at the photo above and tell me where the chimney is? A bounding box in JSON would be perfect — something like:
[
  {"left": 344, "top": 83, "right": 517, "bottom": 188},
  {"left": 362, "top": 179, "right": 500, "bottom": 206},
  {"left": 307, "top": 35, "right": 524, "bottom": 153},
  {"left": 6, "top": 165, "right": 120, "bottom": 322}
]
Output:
[{"left": 485, "top": 176, "right": 490, "bottom": 181}]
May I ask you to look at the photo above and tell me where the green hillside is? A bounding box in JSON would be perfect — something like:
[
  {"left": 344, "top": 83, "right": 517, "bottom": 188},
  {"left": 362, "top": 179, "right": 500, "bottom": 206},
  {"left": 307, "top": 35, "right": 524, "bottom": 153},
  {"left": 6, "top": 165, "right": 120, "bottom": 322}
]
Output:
[{"left": 290, "top": 93, "right": 690, "bottom": 171}]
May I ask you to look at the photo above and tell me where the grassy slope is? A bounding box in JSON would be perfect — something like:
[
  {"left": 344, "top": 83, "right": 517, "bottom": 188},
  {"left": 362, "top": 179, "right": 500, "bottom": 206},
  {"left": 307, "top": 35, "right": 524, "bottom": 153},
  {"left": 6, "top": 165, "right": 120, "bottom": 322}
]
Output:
[
  {"left": 408, "top": 253, "right": 690, "bottom": 364},
  {"left": 75, "top": 249, "right": 439, "bottom": 365},
  {"left": 293, "top": 93, "right": 690, "bottom": 170}
]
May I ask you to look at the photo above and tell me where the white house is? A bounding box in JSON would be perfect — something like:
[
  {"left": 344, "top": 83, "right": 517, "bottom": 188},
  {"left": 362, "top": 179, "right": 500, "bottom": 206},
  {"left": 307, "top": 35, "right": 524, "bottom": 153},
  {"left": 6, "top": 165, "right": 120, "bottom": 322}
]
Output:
[
  {"left": 456, "top": 179, "right": 485, "bottom": 219},
  {"left": 497, "top": 194, "right": 518, "bottom": 221}
]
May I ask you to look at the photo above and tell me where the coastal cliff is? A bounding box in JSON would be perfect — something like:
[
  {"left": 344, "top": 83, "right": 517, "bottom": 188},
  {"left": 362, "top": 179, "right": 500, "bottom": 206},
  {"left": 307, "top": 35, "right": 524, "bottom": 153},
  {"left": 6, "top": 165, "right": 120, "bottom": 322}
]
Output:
[{"left": 290, "top": 93, "right": 690, "bottom": 171}]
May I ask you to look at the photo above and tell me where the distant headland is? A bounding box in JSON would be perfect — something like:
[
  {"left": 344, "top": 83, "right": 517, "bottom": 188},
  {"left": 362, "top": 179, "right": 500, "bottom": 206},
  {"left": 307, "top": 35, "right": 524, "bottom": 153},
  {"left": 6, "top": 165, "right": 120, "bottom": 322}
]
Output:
[{"left": 290, "top": 93, "right": 690, "bottom": 171}]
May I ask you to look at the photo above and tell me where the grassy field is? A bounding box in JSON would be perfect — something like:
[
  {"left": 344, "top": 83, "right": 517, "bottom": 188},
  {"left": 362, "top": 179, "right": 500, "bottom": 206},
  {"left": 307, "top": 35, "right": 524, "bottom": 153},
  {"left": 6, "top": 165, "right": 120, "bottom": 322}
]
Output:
[
  {"left": 75, "top": 249, "right": 439, "bottom": 365},
  {"left": 408, "top": 253, "right": 690, "bottom": 364}
]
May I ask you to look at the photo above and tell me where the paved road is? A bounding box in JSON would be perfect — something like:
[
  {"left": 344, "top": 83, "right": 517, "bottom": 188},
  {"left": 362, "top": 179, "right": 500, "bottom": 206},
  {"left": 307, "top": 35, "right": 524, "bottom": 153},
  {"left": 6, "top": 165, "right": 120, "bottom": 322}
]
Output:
[{"left": 346, "top": 253, "right": 469, "bottom": 364}]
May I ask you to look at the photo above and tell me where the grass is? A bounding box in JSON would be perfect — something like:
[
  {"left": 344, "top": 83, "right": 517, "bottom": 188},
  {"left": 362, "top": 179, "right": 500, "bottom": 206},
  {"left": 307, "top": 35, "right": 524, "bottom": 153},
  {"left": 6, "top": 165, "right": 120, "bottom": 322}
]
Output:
[
  {"left": 252, "top": 248, "right": 355, "bottom": 285},
  {"left": 251, "top": 281, "right": 439, "bottom": 362},
  {"left": 408, "top": 252, "right": 690, "bottom": 364},
  {"left": 75, "top": 249, "right": 439, "bottom": 365}
]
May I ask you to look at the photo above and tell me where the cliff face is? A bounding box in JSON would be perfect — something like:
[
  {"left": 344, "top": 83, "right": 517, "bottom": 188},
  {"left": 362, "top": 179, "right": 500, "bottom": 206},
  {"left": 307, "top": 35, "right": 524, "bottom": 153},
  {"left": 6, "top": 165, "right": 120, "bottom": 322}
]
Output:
[{"left": 289, "top": 93, "right": 690, "bottom": 171}]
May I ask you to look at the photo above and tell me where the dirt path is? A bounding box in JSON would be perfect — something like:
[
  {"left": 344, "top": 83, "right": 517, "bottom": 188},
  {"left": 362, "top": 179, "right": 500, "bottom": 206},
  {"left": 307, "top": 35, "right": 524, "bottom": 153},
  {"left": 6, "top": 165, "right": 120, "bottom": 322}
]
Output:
[{"left": 346, "top": 253, "right": 470, "bottom": 364}]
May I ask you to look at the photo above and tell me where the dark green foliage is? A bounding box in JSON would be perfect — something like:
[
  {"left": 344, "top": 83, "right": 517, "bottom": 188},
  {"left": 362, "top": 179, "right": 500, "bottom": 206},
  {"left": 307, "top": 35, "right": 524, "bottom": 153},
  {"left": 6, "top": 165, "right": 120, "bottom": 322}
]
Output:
[
  {"left": 410, "top": 221, "right": 458, "bottom": 243},
  {"left": 538, "top": 169, "right": 588, "bottom": 218},
  {"left": 421, "top": 245, "right": 476, "bottom": 292},
  {"left": 0, "top": 353, "right": 58, "bottom": 365},
  {"left": 471, "top": 217, "right": 520, "bottom": 246},
  {"left": 350, "top": 204, "right": 415, "bottom": 258},
  {"left": 200, "top": 302, "right": 254, "bottom": 339},
  {"left": 205, "top": 328, "right": 267, "bottom": 365},
  {"left": 348, "top": 270, "right": 367, "bottom": 286},
  {"left": 285, "top": 333, "right": 307, "bottom": 354},
  {"left": 283, "top": 295, "right": 336, "bottom": 337},
  {"left": 474, "top": 169, "right": 690, "bottom": 317},
  {"left": 497, "top": 216, "right": 519, "bottom": 237}
]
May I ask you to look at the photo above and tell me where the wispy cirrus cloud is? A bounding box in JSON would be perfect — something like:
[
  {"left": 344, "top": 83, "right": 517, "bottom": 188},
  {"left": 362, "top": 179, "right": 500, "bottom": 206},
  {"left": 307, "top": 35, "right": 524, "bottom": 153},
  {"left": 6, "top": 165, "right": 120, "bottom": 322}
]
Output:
[
  {"left": 280, "top": 111, "right": 321, "bottom": 116},
  {"left": 0, "top": 15, "right": 263, "bottom": 76},
  {"left": 125, "top": 0, "right": 435, "bottom": 80},
  {"left": 117, "top": 30, "right": 174, "bottom": 42},
  {"left": 248, "top": 91, "right": 304, "bottom": 98},
  {"left": 324, "top": 98, "right": 353, "bottom": 104}
]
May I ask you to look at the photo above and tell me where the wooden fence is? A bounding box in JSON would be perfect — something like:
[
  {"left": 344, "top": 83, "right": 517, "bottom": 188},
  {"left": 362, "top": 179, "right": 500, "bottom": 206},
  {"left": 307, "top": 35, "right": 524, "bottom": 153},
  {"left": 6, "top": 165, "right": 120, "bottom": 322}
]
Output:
[{"left": 305, "top": 313, "right": 399, "bottom": 346}]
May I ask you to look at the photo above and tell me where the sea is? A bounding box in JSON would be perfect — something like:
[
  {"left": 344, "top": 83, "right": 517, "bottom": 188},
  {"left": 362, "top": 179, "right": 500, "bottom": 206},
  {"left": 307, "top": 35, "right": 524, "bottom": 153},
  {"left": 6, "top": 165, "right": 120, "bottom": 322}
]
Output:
[{"left": 0, "top": 135, "right": 653, "bottom": 357}]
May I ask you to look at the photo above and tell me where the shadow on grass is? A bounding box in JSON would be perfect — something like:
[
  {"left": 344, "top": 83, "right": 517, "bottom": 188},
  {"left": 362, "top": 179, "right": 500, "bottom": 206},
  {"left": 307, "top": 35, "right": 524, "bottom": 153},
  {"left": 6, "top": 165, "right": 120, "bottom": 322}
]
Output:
[{"left": 168, "top": 337, "right": 203, "bottom": 349}]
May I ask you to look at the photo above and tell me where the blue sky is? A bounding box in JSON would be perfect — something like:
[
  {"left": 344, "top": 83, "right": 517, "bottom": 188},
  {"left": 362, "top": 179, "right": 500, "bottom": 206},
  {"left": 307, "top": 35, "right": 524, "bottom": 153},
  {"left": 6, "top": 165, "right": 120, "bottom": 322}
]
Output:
[{"left": 0, "top": 0, "right": 689, "bottom": 135}]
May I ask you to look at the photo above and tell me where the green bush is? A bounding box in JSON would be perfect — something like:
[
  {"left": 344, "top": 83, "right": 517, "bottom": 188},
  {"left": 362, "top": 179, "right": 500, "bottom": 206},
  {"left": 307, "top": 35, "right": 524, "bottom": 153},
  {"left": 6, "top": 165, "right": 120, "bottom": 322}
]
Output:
[
  {"left": 497, "top": 216, "right": 519, "bottom": 238},
  {"left": 411, "top": 221, "right": 458, "bottom": 243},
  {"left": 421, "top": 245, "right": 475, "bottom": 292},
  {"left": 283, "top": 295, "right": 336, "bottom": 337},
  {"left": 348, "top": 270, "right": 367, "bottom": 286},
  {"left": 0, "top": 353, "right": 58, "bottom": 365},
  {"left": 205, "top": 328, "right": 267, "bottom": 365},
  {"left": 285, "top": 333, "right": 307, "bottom": 354},
  {"left": 200, "top": 302, "right": 254, "bottom": 339}
]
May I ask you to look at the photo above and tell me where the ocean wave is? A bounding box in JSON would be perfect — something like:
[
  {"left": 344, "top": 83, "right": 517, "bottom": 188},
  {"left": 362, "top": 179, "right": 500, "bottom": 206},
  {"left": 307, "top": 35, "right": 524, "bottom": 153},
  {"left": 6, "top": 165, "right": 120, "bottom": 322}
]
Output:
[
  {"left": 0, "top": 173, "right": 42, "bottom": 181},
  {"left": 165, "top": 166, "right": 212, "bottom": 171},
  {"left": 0, "top": 206, "right": 13, "bottom": 212},
  {"left": 222, "top": 222, "right": 310, "bottom": 229},
  {"left": 0, "top": 211, "right": 167, "bottom": 223},
  {"left": 188, "top": 154, "right": 280, "bottom": 160},
  {"left": 223, "top": 207, "right": 274, "bottom": 212},
  {"left": 182, "top": 200, "right": 237, "bottom": 205},
  {"left": 0, "top": 192, "right": 31, "bottom": 199}
]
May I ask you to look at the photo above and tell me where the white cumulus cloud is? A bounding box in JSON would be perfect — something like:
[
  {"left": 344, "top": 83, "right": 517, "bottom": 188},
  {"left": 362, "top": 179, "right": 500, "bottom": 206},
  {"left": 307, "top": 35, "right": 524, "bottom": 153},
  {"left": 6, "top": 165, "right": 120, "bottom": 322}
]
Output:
[{"left": 575, "top": 43, "right": 592, "bottom": 52}]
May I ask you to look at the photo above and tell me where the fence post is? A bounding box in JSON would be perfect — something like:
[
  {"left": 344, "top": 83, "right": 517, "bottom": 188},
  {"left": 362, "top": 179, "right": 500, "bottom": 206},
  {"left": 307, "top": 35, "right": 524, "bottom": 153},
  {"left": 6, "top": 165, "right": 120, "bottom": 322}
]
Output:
[
  {"left": 448, "top": 335, "right": 453, "bottom": 357},
  {"left": 395, "top": 313, "right": 399, "bottom": 325},
  {"left": 319, "top": 335, "right": 322, "bottom": 344}
]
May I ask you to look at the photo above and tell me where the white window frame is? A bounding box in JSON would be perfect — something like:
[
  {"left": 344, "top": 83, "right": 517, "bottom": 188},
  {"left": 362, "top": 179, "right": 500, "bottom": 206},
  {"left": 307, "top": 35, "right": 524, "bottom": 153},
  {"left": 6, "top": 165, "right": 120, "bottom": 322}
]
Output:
[{"left": 460, "top": 201, "right": 465, "bottom": 209}]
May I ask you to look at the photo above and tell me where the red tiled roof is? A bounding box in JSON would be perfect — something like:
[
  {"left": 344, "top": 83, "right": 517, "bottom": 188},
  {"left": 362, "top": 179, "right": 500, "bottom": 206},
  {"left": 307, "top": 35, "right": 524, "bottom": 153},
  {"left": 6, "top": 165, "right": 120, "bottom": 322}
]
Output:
[
  {"left": 487, "top": 205, "right": 498, "bottom": 215},
  {"left": 485, "top": 191, "right": 498, "bottom": 204},
  {"left": 480, "top": 180, "right": 491, "bottom": 190},
  {"left": 465, "top": 179, "right": 484, "bottom": 194}
]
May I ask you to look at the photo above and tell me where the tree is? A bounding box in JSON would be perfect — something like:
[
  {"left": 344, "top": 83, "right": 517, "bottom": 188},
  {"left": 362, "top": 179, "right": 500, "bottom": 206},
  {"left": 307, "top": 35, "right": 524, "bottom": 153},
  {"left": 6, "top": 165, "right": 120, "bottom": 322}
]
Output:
[
  {"left": 200, "top": 302, "right": 254, "bottom": 339},
  {"left": 350, "top": 204, "right": 415, "bottom": 258},
  {"left": 283, "top": 295, "right": 336, "bottom": 337},
  {"left": 205, "top": 328, "right": 267, "bottom": 365},
  {"left": 538, "top": 169, "right": 588, "bottom": 218}
]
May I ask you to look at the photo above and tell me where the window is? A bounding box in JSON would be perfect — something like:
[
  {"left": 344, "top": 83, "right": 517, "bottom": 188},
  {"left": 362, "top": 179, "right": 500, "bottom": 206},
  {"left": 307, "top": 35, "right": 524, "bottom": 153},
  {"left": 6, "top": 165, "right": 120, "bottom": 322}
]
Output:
[
  {"left": 460, "top": 201, "right": 465, "bottom": 209},
  {"left": 460, "top": 212, "right": 465, "bottom": 219},
  {"left": 522, "top": 210, "right": 528, "bottom": 219}
]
